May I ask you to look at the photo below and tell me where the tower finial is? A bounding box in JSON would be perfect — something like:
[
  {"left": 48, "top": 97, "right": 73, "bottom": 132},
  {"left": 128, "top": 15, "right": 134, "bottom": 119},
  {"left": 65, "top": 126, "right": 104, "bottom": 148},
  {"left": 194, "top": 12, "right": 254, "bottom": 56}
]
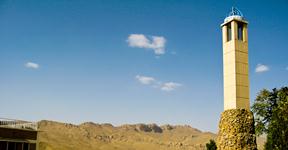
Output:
[{"left": 228, "top": 7, "right": 243, "bottom": 17}]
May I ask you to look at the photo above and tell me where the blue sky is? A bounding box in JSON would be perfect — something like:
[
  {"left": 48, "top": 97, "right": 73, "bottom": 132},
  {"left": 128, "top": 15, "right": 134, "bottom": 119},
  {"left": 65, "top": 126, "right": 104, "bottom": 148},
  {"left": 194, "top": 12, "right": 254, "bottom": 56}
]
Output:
[{"left": 0, "top": 0, "right": 287, "bottom": 132}]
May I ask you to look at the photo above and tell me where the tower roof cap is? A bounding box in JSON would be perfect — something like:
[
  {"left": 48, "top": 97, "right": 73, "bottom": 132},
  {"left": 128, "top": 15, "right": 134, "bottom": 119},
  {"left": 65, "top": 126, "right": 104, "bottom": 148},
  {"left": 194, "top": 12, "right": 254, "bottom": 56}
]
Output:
[{"left": 223, "top": 7, "right": 248, "bottom": 25}]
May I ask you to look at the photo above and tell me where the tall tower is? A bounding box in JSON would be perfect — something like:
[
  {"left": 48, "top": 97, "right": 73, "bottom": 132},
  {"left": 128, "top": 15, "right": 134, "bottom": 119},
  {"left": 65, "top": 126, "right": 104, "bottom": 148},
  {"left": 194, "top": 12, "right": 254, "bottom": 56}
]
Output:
[
  {"left": 217, "top": 8, "right": 257, "bottom": 150},
  {"left": 221, "top": 7, "right": 249, "bottom": 110}
]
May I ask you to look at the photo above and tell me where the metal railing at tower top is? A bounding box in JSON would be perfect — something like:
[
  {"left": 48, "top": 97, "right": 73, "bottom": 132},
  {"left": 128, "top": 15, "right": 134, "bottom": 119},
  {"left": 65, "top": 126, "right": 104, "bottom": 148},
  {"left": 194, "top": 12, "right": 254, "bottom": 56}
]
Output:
[
  {"left": 228, "top": 7, "right": 243, "bottom": 17},
  {"left": 0, "top": 118, "right": 37, "bottom": 131}
]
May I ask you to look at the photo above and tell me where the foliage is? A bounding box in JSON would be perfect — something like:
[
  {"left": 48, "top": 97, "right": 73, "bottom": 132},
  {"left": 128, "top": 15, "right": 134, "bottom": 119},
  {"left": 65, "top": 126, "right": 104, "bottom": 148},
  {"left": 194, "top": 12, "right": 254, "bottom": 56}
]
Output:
[
  {"left": 251, "top": 87, "right": 288, "bottom": 150},
  {"left": 206, "top": 139, "right": 217, "bottom": 150}
]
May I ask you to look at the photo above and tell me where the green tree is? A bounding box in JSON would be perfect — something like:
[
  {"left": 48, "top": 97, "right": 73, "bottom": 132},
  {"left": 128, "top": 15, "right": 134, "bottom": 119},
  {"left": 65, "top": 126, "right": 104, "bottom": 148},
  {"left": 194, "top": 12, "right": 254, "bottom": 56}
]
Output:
[
  {"left": 206, "top": 139, "right": 217, "bottom": 150},
  {"left": 251, "top": 87, "right": 288, "bottom": 150}
]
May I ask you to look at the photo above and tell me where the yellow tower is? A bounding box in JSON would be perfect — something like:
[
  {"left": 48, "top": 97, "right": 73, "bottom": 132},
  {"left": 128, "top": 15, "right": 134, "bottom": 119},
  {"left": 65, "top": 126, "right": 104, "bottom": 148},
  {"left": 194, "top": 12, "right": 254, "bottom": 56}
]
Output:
[
  {"left": 217, "top": 8, "right": 257, "bottom": 149},
  {"left": 221, "top": 8, "right": 249, "bottom": 110}
]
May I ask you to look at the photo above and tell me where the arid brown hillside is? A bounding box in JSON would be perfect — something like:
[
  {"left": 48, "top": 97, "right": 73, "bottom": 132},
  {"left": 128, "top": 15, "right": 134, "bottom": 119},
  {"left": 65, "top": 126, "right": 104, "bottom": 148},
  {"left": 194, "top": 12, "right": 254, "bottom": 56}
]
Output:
[
  {"left": 38, "top": 120, "right": 215, "bottom": 150},
  {"left": 37, "top": 120, "right": 265, "bottom": 150}
]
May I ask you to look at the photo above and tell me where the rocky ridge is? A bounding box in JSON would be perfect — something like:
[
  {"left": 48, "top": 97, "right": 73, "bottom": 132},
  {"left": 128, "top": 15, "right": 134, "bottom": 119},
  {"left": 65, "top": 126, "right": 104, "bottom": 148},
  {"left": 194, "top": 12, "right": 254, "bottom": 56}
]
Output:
[{"left": 38, "top": 120, "right": 215, "bottom": 150}]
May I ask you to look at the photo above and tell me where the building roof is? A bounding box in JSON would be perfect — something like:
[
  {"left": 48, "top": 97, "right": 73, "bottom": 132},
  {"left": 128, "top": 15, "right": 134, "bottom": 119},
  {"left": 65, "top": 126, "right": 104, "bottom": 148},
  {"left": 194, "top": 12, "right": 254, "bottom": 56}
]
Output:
[{"left": 0, "top": 118, "right": 37, "bottom": 131}]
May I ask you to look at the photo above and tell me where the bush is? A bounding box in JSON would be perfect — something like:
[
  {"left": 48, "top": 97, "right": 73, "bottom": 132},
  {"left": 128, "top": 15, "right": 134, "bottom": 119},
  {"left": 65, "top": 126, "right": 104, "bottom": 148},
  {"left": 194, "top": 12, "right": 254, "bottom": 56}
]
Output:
[{"left": 206, "top": 139, "right": 217, "bottom": 150}]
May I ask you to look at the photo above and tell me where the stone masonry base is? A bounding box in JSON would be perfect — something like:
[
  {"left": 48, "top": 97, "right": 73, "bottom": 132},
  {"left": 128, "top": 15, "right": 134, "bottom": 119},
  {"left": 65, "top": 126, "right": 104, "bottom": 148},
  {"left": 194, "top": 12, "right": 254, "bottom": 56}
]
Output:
[{"left": 217, "top": 109, "right": 257, "bottom": 150}]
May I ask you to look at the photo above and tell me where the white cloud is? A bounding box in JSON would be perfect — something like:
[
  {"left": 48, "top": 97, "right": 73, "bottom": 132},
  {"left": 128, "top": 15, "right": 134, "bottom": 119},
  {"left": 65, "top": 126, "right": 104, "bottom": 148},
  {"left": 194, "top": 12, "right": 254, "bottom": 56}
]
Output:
[
  {"left": 127, "top": 34, "right": 166, "bottom": 55},
  {"left": 25, "top": 62, "right": 39, "bottom": 69},
  {"left": 135, "top": 75, "right": 155, "bottom": 85},
  {"left": 161, "top": 82, "right": 182, "bottom": 91},
  {"left": 135, "top": 75, "right": 181, "bottom": 92},
  {"left": 255, "top": 64, "right": 269, "bottom": 73}
]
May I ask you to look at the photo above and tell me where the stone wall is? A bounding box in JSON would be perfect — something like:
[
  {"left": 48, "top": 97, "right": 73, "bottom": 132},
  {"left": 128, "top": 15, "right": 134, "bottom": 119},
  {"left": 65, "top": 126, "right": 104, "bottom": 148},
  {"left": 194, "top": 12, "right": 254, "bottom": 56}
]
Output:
[{"left": 217, "top": 109, "right": 257, "bottom": 150}]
